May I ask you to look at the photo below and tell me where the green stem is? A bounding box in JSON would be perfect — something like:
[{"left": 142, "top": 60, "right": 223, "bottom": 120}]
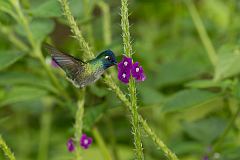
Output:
[
  {"left": 120, "top": 0, "right": 144, "bottom": 159},
  {"left": 185, "top": 0, "right": 218, "bottom": 67},
  {"left": 92, "top": 127, "right": 112, "bottom": 160},
  {"left": 58, "top": 1, "right": 179, "bottom": 159},
  {"left": 103, "top": 75, "right": 179, "bottom": 160},
  {"left": 9, "top": 0, "right": 69, "bottom": 100},
  {"left": 0, "top": 24, "right": 29, "bottom": 52},
  {"left": 105, "top": 116, "right": 119, "bottom": 160},
  {"left": 97, "top": 0, "right": 112, "bottom": 46},
  {"left": 74, "top": 92, "right": 85, "bottom": 160},
  {"left": 139, "top": 117, "right": 179, "bottom": 160},
  {"left": 212, "top": 102, "right": 240, "bottom": 152},
  {"left": 9, "top": 0, "right": 35, "bottom": 49},
  {"left": 59, "top": 0, "right": 94, "bottom": 60},
  {"left": 0, "top": 136, "right": 16, "bottom": 160},
  {"left": 83, "top": 0, "right": 94, "bottom": 47},
  {"left": 0, "top": 24, "right": 64, "bottom": 98},
  {"left": 37, "top": 104, "right": 52, "bottom": 160}
]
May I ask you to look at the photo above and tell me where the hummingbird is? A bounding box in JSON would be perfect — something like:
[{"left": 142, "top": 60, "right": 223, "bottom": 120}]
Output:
[{"left": 44, "top": 44, "right": 117, "bottom": 88}]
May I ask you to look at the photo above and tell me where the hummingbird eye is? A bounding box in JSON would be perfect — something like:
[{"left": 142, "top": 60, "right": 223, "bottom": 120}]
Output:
[{"left": 105, "top": 56, "right": 111, "bottom": 61}]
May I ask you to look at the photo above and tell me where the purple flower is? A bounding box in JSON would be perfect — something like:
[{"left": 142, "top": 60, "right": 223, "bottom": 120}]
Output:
[
  {"left": 202, "top": 155, "right": 209, "bottom": 160},
  {"left": 118, "top": 56, "right": 132, "bottom": 84},
  {"left": 51, "top": 58, "right": 59, "bottom": 67},
  {"left": 117, "top": 56, "right": 146, "bottom": 84},
  {"left": 131, "top": 62, "right": 146, "bottom": 81},
  {"left": 80, "top": 134, "right": 92, "bottom": 149},
  {"left": 118, "top": 56, "right": 133, "bottom": 71},
  {"left": 67, "top": 138, "right": 75, "bottom": 152},
  {"left": 118, "top": 69, "right": 131, "bottom": 84}
]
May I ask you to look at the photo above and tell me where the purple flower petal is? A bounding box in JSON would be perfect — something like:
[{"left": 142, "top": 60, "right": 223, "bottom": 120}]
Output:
[
  {"left": 87, "top": 137, "right": 92, "bottom": 145},
  {"left": 118, "top": 69, "right": 131, "bottom": 84},
  {"left": 118, "top": 56, "right": 133, "bottom": 71},
  {"left": 80, "top": 134, "right": 92, "bottom": 149},
  {"left": 131, "top": 62, "right": 146, "bottom": 81},
  {"left": 67, "top": 138, "right": 75, "bottom": 152}
]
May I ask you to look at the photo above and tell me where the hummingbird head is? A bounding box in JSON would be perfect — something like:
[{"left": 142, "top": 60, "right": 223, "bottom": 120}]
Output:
[{"left": 97, "top": 50, "right": 117, "bottom": 69}]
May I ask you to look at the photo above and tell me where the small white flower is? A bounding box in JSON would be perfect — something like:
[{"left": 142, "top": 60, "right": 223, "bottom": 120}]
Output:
[
  {"left": 136, "top": 67, "right": 139, "bottom": 72},
  {"left": 84, "top": 139, "right": 89, "bottom": 145},
  {"left": 122, "top": 73, "right": 126, "bottom": 78},
  {"left": 124, "top": 61, "right": 128, "bottom": 66}
]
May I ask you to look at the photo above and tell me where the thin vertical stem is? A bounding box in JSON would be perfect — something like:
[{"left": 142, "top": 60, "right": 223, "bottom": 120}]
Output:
[
  {"left": 120, "top": 0, "right": 144, "bottom": 159},
  {"left": 185, "top": 0, "right": 218, "bottom": 67},
  {"left": 83, "top": 0, "right": 94, "bottom": 47},
  {"left": 97, "top": 0, "right": 112, "bottom": 46},
  {"left": 9, "top": 0, "right": 35, "bottom": 48},
  {"left": 212, "top": 103, "right": 240, "bottom": 152},
  {"left": 74, "top": 93, "right": 85, "bottom": 160},
  {"left": 92, "top": 127, "right": 112, "bottom": 160},
  {"left": 0, "top": 136, "right": 16, "bottom": 160},
  {"left": 37, "top": 105, "right": 52, "bottom": 160},
  {"left": 105, "top": 117, "right": 119, "bottom": 160}
]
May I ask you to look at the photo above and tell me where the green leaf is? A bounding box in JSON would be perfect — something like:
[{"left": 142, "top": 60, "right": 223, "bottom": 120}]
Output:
[
  {"left": 30, "top": 0, "right": 62, "bottom": 18},
  {"left": 16, "top": 19, "right": 55, "bottom": 45},
  {"left": 0, "top": 50, "right": 25, "bottom": 71},
  {"left": 221, "top": 147, "right": 240, "bottom": 160},
  {"left": 0, "top": 86, "right": 48, "bottom": 107},
  {"left": 162, "top": 89, "right": 220, "bottom": 113},
  {"left": 155, "top": 59, "right": 208, "bottom": 88},
  {"left": 89, "top": 84, "right": 107, "bottom": 97},
  {"left": 185, "top": 79, "right": 226, "bottom": 89},
  {"left": 214, "top": 51, "right": 240, "bottom": 80},
  {"left": 138, "top": 85, "right": 164, "bottom": 105},
  {"left": 0, "top": 1, "right": 16, "bottom": 21},
  {"left": 83, "top": 104, "right": 107, "bottom": 131},
  {"left": 182, "top": 117, "right": 227, "bottom": 144},
  {"left": 202, "top": 0, "right": 230, "bottom": 30},
  {"left": 30, "top": 0, "right": 96, "bottom": 18},
  {"left": 0, "top": 72, "right": 57, "bottom": 94},
  {"left": 0, "top": 12, "right": 16, "bottom": 25},
  {"left": 0, "top": 116, "right": 10, "bottom": 124},
  {"left": 0, "top": 1, "right": 12, "bottom": 11},
  {"left": 31, "top": 19, "right": 55, "bottom": 44},
  {"left": 172, "top": 142, "right": 204, "bottom": 155}
]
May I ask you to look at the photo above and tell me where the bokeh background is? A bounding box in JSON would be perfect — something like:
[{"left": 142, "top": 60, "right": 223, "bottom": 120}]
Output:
[{"left": 1, "top": 0, "right": 240, "bottom": 160}]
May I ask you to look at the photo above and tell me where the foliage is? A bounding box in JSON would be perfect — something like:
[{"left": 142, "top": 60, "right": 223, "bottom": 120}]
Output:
[{"left": 0, "top": 0, "right": 240, "bottom": 160}]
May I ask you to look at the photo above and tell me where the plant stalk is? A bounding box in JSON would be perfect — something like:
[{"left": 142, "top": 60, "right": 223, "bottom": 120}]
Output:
[
  {"left": 0, "top": 136, "right": 16, "bottom": 160},
  {"left": 74, "top": 92, "right": 85, "bottom": 160},
  {"left": 97, "top": 0, "right": 112, "bottom": 46},
  {"left": 93, "top": 127, "right": 112, "bottom": 160},
  {"left": 120, "top": 0, "right": 144, "bottom": 159},
  {"left": 185, "top": 0, "right": 218, "bottom": 68},
  {"left": 9, "top": 0, "right": 70, "bottom": 100},
  {"left": 212, "top": 102, "right": 240, "bottom": 152},
  {"left": 58, "top": 1, "right": 179, "bottom": 159},
  {"left": 37, "top": 104, "right": 52, "bottom": 160}
]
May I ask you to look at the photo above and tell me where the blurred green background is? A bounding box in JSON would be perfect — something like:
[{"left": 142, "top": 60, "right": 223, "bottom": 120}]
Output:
[{"left": 1, "top": 0, "right": 240, "bottom": 160}]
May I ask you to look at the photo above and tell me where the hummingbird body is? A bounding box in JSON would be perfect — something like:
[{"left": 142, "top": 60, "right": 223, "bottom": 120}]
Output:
[{"left": 45, "top": 44, "right": 117, "bottom": 88}]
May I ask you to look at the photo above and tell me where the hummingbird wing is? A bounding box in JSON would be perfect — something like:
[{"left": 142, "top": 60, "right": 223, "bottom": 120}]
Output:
[{"left": 44, "top": 44, "right": 86, "bottom": 83}]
